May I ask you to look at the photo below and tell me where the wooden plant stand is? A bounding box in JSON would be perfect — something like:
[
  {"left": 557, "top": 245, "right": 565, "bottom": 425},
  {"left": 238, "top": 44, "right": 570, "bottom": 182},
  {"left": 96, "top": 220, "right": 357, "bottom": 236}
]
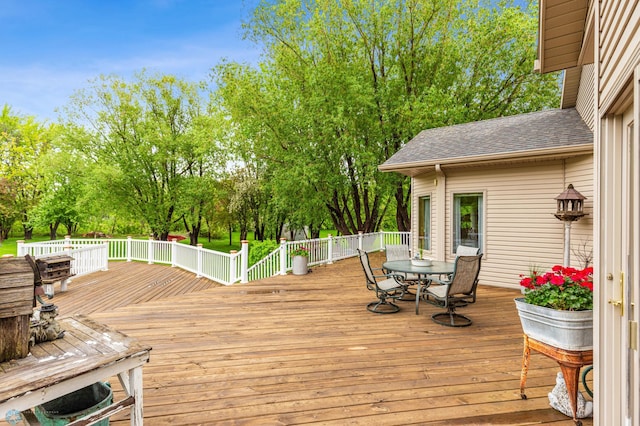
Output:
[{"left": 520, "top": 335, "right": 593, "bottom": 426}]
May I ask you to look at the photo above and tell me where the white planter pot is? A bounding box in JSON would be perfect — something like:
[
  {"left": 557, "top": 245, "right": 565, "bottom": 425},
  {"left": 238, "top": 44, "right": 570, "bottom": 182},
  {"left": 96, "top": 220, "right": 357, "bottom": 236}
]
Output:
[
  {"left": 514, "top": 298, "right": 593, "bottom": 351},
  {"left": 292, "top": 256, "right": 308, "bottom": 275}
]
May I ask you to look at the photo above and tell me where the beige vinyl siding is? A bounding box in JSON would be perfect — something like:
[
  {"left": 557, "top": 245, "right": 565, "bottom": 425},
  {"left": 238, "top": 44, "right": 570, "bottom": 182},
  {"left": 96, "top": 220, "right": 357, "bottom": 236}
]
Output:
[
  {"left": 447, "top": 164, "right": 563, "bottom": 289},
  {"left": 412, "top": 173, "right": 437, "bottom": 256},
  {"left": 413, "top": 158, "right": 593, "bottom": 290},
  {"left": 563, "top": 154, "right": 594, "bottom": 268},
  {"left": 576, "top": 64, "right": 595, "bottom": 130},
  {"left": 599, "top": 2, "right": 640, "bottom": 112}
]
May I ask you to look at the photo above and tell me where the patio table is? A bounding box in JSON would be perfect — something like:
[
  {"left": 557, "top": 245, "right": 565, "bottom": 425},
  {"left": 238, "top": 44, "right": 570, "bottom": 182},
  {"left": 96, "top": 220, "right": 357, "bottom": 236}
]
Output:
[{"left": 382, "top": 259, "right": 455, "bottom": 315}]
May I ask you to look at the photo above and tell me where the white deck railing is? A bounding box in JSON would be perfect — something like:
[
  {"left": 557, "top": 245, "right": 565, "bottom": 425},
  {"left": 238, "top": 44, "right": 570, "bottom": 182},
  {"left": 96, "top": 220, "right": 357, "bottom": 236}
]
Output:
[{"left": 17, "top": 231, "right": 409, "bottom": 286}]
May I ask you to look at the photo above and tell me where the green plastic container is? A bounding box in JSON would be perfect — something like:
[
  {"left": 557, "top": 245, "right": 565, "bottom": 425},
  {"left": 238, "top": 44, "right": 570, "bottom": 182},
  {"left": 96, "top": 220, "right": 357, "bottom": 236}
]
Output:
[{"left": 34, "top": 382, "right": 112, "bottom": 426}]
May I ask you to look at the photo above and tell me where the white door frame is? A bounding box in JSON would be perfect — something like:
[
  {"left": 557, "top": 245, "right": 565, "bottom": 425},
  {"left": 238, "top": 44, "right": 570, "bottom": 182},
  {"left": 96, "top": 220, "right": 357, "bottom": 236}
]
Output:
[{"left": 596, "top": 71, "right": 640, "bottom": 425}]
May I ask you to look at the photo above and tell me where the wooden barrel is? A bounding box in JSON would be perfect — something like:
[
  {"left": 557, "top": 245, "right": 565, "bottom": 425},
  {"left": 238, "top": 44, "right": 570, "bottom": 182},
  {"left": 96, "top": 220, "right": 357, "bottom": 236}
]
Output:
[{"left": 0, "top": 257, "right": 34, "bottom": 362}]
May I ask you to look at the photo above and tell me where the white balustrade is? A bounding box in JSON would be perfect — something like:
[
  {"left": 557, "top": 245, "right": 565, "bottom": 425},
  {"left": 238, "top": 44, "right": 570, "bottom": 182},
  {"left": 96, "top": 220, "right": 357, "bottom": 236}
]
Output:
[{"left": 17, "top": 231, "right": 409, "bottom": 286}]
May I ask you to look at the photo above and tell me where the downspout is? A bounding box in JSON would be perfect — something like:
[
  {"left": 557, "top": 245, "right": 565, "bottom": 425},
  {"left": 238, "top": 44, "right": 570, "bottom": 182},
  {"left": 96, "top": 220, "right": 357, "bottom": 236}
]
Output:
[{"left": 435, "top": 164, "right": 447, "bottom": 261}]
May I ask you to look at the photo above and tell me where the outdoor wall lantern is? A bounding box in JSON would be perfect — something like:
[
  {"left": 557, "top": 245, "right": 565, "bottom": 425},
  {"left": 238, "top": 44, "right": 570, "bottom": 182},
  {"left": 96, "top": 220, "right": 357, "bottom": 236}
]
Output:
[{"left": 554, "top": 184, "right": 587, "bottom": 266}]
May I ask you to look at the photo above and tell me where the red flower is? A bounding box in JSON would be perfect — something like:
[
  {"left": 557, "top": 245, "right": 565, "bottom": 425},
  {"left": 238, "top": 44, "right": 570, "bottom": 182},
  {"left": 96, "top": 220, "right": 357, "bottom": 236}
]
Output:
[
  {"left": 581, "top": 281, "right": 594, "bottom": 291},
  {"left": 520, "top": 276, "right": 534, "bottom": 289},
  {"left": 549, "top": 274, "right": 565, "bottom": 286}
]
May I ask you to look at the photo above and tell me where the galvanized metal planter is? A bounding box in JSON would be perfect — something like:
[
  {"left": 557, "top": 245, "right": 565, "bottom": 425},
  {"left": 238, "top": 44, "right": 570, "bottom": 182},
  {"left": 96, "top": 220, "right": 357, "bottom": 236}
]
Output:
[
  {"left": 292, "top": 256, "right": 308, "bottom": 275},
  {"left": 515, "top": 297, "right": 593, "bottom": 351}
]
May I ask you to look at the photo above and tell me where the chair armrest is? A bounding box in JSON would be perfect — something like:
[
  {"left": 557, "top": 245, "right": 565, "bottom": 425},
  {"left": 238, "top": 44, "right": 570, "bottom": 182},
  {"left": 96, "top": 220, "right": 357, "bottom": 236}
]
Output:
[
  {"left": 373, "top": 272, "right": 405, "bottom": 281},
  {"left": 429, "top": 277, "right": 450, "bottom": 286}
]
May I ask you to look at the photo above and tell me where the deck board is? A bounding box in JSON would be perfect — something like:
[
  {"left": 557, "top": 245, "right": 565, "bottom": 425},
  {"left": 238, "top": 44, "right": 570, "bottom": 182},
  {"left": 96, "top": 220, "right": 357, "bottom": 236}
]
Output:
[{"left": 6, "top": 254, "right": 592, "bottom": 425}]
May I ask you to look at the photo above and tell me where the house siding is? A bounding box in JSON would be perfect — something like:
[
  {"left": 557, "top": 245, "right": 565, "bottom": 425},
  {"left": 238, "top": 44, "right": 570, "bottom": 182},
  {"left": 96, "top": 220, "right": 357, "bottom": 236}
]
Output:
[
  {"left": 412, "top": 157, "right": 593, "bottom": 290},
  {"left": 412, "top": 172, "right": 437, "bottom": 255},
  {"left": 563, "top": 154, "right": 594, "bottom": 268},
  {"left": 599, "top": 2, "right": 640, "bottom": 112},
  {"left": 576, "top": 63, "right": 595, "bottom": 130}
]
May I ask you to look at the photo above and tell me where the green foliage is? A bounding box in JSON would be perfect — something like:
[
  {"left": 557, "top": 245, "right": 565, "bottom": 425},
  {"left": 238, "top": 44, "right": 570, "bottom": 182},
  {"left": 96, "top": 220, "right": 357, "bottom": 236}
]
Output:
[
  {"left": 290, "top": 247, "right": 309, "bottom": 257},
  {"left": 520, "top": 265, "right": 593, "bottom": 311},
  {"left": 61, "top": 72, "right": 223, "bottom": 242},
  {"left": 2, "top": 1, "right": 561, "bottom": 243},
  {"left": 215, "top": 0, "right": 560, "bottom": 236},
  {"left": 0, "top": 105, "right": 58, "bottom": 239},
  {"left": 248, "top": 239, "right": 280, "bottom": 265}
]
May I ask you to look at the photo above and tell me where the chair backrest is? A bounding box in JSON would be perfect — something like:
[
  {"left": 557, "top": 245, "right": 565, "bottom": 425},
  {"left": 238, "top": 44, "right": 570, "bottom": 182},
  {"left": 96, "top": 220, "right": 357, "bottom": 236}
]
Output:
[
  {"left": 357, "top": 249, "right": 377, "bottom": 286},
  {"left": 448, "top": 254, "right": 482, "bottom": 295},
  {"left": 456, "top": 245, "right": 480, "bottom": 256},
  {"left": 385, "top": 244, "right": 411, "bottom": 261}
]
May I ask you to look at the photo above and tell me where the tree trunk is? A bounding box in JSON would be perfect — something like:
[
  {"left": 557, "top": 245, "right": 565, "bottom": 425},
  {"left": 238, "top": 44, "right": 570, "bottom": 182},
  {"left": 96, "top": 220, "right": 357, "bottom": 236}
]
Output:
[
  {"left": 23, "top": 226, "right": 33, "bottom": 240},
  {"left": 189, "top": 223, "right": 201, "bottom": 246},
  {"left": 239, "top": 222, "right": 248, "bottom": 241},
  {"left": 394, "top": 183, "right": 411, "bottom": 232},
  {"left": 49, "top": 222, "right": 60, "bottom": 240}
]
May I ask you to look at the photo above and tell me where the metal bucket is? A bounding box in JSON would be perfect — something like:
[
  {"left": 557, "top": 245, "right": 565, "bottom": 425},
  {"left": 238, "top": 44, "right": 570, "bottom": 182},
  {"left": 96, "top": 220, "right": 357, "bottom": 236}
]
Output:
[
  {"left": 515, "top": 297, "right": 593, "bottom": 350},
  {"left": 34, "top": 382, "right": 112, "bottom": 426},
  {"left": 292, "top": 256, "right": 308, "bottom": 275}
]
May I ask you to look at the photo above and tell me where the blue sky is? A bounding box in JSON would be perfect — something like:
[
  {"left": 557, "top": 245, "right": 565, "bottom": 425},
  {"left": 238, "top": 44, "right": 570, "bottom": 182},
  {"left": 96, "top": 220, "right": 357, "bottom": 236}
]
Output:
[{"left": 1, "top": 0, "right": 261, "bottom": 122}]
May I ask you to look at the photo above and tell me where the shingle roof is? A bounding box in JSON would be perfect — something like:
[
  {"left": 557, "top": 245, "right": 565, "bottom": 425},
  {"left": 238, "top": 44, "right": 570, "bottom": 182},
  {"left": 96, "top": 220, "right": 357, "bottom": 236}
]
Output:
[{"left": 380, "top": 108, "right": 593, "bottom": 171}]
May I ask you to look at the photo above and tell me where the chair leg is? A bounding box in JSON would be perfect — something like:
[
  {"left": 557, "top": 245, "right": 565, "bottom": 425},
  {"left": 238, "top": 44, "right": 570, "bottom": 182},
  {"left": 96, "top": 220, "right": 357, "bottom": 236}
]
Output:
[
  {"left": 395, "top": 285, "right": 415, "bottom": 301},
  {"left": 431, "top": 307, "right": 472, "bottom": 327},
  {"left": 367, "top": 299, "right": 400, "bottom": 314}
]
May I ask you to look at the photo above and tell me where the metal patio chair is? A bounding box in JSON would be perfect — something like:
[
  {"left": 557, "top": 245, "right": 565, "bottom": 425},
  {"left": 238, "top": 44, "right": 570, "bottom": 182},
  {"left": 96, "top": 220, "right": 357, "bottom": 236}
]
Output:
[
  {"left": 455, "top": 245, "right": 480, "bottom": 256},
  {"left": 419, "top": 254, "right": 482, "bottom": 327},
  {"left": 437, "top": 245, "right": 481, "bottom": 282},
  {"left": 384, "top": 244, "right": 421, "bottom": 299},
  {"left": 357, "top": 249, "right": 405, "bottom": 314}
]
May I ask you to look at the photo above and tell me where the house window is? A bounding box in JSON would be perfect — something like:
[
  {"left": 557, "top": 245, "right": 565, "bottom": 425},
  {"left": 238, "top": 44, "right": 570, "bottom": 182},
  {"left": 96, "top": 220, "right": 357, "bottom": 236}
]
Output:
[
  {"left": 453, "top": 193, "right": 483, "bottom": 253},
  {"left": 418, "top": 196, "right": 431, "bottom": 251}
]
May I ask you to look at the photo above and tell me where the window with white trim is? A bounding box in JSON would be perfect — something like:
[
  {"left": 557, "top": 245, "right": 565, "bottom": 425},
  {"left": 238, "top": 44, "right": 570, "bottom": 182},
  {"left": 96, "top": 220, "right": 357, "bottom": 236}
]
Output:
[
  {"left": 418, "top": 196, "right": 431, "bottom": 251},
  {"left": 453, "top": 193, "right": 483, "bottom": 253}
]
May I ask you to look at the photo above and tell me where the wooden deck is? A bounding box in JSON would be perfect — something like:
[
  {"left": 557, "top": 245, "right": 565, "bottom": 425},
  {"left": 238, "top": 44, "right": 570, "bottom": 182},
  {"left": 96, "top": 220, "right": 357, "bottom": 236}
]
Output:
[{"left": 18, "top": 254, "right": 593, "bottom": 425}]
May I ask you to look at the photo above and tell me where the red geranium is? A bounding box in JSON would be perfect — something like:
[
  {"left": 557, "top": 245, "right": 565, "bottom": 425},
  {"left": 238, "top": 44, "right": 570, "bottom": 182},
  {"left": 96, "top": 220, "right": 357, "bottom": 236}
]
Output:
[{"left": 519, "top": 265, "right": 593, "bottom": 311}]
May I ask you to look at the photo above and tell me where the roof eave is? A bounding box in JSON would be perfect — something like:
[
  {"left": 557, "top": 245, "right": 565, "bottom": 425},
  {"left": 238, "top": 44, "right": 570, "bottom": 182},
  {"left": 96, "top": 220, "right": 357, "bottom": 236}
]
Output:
[
  {"left": 536, "top": 0, "right": 590, "bottom": 75},
  {"left": 378, "top": 144, "right": 593, "bottom": 177}
]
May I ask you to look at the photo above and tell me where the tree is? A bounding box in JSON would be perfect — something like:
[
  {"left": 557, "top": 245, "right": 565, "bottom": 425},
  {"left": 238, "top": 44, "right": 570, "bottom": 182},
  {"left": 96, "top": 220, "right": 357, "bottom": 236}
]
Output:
[
  {"left": 215, "top": 0, "right": 560, "bottom": 234},
  {"left": 227, "top": 166, "right": 268, "bottom": 241},
  {"left": 0, "top": 177, "right": 17, "bottom": 241},
  {"left": 0, "top": 105, "right": 54, "bottom": 239},
  {"left": 62, "top": 73, "right": 221, "bottom": 242},
  {"left": 30, "top": 147, "right": 86, "bottom": 239}
]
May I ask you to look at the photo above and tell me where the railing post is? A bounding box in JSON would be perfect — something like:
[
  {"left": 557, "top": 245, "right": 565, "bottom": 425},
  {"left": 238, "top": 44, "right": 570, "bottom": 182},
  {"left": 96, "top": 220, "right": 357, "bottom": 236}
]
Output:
[
  {"left": 379, "top": 230, "right": 385, "bottom": 251},
  {"left": 240, "top": 240, "right": 249, "bottom": 284},
  {"left": 147, "top": 237, "right": 154, "bottom": 264},
  {"left": 127, "top": 236, "right": 132, "bottom": 262},
  {"left": 101, "top": 244, "right": 109, "bottom": 271},
  {"left": 327, "top": 234, "right": 334, "bottom": 264},
  {"left": 17, "top": 240, "right": 25, "bottom": 257},
  {"left": 230, "top": 250, "right": 238, "bottom": 284},
  {"left": 61, "top": 236, "right": 73, "bottom": 292},
  {"left": 358, "top": 231, "right": 363, "bottom": 251},
  {"left": 196, "top": 243, "right": 203, "bottom": 278},
  {"left": 280, "top": 238, "right": 287, "bottom": 275},
  {"left": 171, "top": 238, "right": 177, "bottom": 267}
]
